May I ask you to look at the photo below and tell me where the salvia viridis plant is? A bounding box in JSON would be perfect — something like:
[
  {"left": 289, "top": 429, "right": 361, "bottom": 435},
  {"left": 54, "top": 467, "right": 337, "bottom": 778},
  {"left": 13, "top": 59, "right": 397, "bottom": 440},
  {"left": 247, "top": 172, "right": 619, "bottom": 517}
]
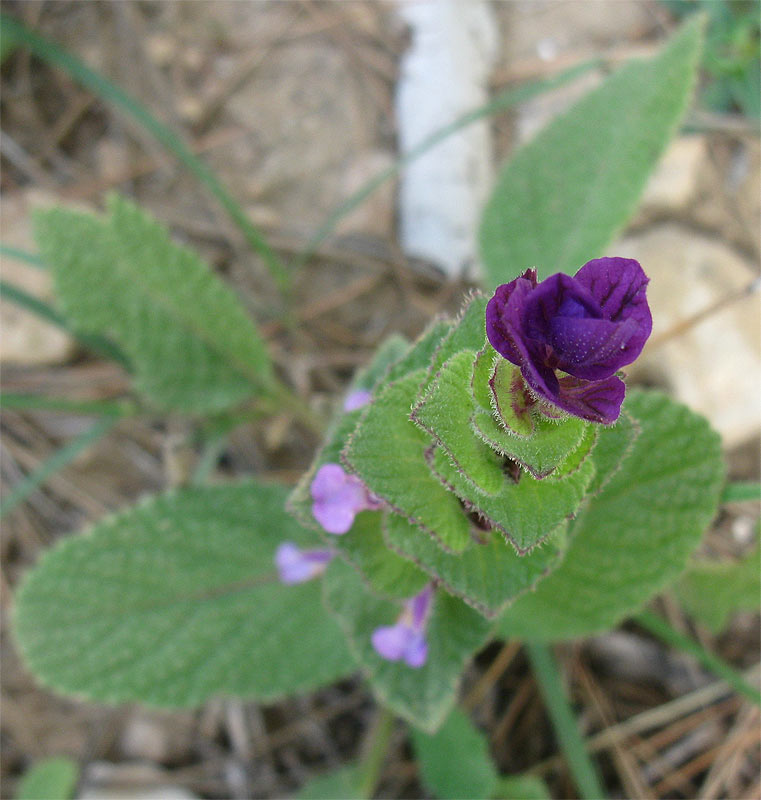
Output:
[
  {"left": 8, "top": 11, "right": 756, "bottom": 798},
  {"left": 281, "top": 255, "right": 723, "bottom": 730}
]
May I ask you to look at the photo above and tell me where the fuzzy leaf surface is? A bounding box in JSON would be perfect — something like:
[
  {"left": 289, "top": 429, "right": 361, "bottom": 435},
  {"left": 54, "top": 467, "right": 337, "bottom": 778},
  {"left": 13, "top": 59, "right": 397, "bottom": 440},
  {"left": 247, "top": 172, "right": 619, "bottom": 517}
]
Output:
[
  {"left": 344, "top": 371, "right": 471, "bottom": 553},
  {"left": 13, "top": 483, "right": 355, "bottom": 706},
  {"left": 33, "top": 195, "right": 272, "bottom": 412},
  {"left": 385, "top": 319, "right": 453, "bottom": 384},
  {"left": 488, "top": 360, "right": 535, "bottom": 437},
  {"left": 323, "top": 559, "right": 491, "bottom": 732},
  {"left": 412, "top": 707, "right": 498, "bottom": 799},
  {"left": 287, "top": 335, "right": 415, "bottom": 531},
  {"left": 429, "top": 444, "right": 594, "bottom": 554},
  {"left": 497, "top": 391, "right": 724, "bottom": 640},
  {"left": 16, "top": 757, "right": 78, "bottom": 800},
  {"left": 296, "top": 766, "right": 359, "bottom": 800},
  {"left": 425, "top": 294, "right": 488, "bottom": 383},
  {"left": 385, "top": 513, "right": 565, "bottom": 618},
  {"left": 472, "top": 403, "right": 587, "bottom": 479},
  {"left": 480, "top": 16, "right": 704, "bottom": 285},
  {"left": 334, "top": 511, "right": 429, "bottom": 600},
  {"left": 414, "top": 351, "right": 505, "bottom": 495}
]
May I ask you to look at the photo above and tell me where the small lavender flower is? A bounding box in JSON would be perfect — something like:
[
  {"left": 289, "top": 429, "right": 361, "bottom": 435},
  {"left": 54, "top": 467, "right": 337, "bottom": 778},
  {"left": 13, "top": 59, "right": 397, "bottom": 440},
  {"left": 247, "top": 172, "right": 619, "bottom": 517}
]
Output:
[
  {"left": 371, "top": 585, "right": 434, "bottom": 668},
  {"left": 311, "top": 463, "right": 382, "bottom": 535},
  {"left": 486, "top": 257, "right": 652, "bottom": 424},
  {"left": 275, "top": 542, "right": 334, "bottom": 584},
  {"left": 343, "top": 388, "right": 372, "bottom": 412}
]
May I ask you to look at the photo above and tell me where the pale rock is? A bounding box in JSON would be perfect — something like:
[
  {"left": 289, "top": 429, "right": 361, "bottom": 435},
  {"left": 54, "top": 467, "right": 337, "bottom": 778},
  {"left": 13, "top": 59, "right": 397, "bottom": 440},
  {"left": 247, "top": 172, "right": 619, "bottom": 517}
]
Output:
[
  {"left": 617, "top": 224, "right": 761, "bottom": 448},
  {"left": 335, "top": 150, "right": 396, "bottom": 239},
  {"left": 640, "top": 135, "right": 708, "bottom": 212},
  {"left": 145, "top": 33, "right": 177, "bottom": 68},
  {"left": 79, "top": 762, "right": 198, "bottom": 800},
  {"left": 78, "top": 785, "right": 198, "bottom": 800},
  {"left": 1, "top": 189, "right": 78, "bottom": 365},
  {"left": 95, "top": 139, "right": 131, "bottom": 184},
  {"left": 119, "top": 716, "right": 171, "bottom": 762},
  {"left": 395, "top": 0, "right": 498, "bottom": 278},
  {"left": 501, "top": 0, "right": 654, "bottom": 63}
]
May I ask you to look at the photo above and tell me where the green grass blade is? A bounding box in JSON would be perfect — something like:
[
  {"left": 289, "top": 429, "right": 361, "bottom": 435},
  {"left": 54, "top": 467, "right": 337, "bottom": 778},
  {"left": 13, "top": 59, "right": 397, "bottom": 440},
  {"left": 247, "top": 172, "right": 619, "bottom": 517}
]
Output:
[
  {"left": 0, "top": 416, "right": 119, "bottom": 518},
  {"left": 721, "top": 481, "right": 761, "bottom": 504},
  {"left": 525, "top": 642, "right": 606, "bottom": 800},
  {"left": 0, "top": 279, "right": 130, "bottom": 367},
  {"left": 1, "top": 14, "right": 289, "bottom": 293},
  {"left": 2, "top": 393, "right": 133, "bottom": 417},
  {"left": 297, "top": 60, "right": 600, "bottom": 267},
  {"left": 0, "top": 243, "right": 47, "bottom": 269},
  {"left": 635, "top": 610, "right": 761, "bottom": 707}
]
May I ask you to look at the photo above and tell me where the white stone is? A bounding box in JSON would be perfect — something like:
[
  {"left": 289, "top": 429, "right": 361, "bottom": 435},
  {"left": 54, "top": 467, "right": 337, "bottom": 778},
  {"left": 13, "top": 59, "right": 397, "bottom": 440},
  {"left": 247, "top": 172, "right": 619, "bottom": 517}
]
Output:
[
  {"left": 640, "top": 135, "right": 708, "bottom": 212},
  {"left": 0, "top": 190, "right": 78, "bottom": 365},
  {"left": 395, "top": 0, "right": 498, "bottom": 278},
  {"left": 617, "top": 224, "right": 761, "bottom": 448}
]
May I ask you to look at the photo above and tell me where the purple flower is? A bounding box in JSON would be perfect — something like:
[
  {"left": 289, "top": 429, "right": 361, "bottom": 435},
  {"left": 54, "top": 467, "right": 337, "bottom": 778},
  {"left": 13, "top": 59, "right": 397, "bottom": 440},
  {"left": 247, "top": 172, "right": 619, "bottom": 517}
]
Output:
[
  {"left": 275, "top": 542, "right": 334, "bottom": 584},
  {"left": 371, "top": 585, "right": 434, "bottom": 668},
  {"left": 311, "top": 463, "right": 382, "bottom": 535},
  {"left": 485, "top": 258, "right": 651, "bottom": 424},
  {"left": 343, "top": 388, "right": 372, "bottom": 412}
]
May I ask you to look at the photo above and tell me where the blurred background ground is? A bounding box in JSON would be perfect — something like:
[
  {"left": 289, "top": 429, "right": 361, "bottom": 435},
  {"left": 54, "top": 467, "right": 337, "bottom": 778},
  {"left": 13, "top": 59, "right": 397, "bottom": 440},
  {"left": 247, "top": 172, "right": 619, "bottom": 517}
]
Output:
[{"left": 1, "top": 1, "right": 759, "bottom": 798}]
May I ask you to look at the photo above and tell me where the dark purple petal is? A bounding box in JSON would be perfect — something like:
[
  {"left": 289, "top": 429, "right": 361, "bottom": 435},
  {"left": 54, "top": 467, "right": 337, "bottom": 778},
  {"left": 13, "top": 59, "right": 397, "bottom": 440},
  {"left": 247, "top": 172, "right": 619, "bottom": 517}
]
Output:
[
  {"left": 552, "top": 374, "right": 626, "bottom": 424},
  {"left": 548, "top": 315, "right": 639, "bottom": 380},
  {"left": 485, "top": 269, "right": 538, "bottom": 366},
  {"left": 574, "top": 257, "right": 652, "bottom": 366},
  {"left": 522, "top": 273, "right": 602, "bottom": 345}
]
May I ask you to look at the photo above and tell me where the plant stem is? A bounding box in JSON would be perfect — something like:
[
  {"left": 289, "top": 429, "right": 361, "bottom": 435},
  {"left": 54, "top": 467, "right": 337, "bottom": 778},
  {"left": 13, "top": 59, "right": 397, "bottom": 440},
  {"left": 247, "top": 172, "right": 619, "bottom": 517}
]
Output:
[
  {"left": 721, "top": 480, "right": 761, "bottom": 504},
  {"left": 357, "top": 705, "right": 396, "bottom": 799},
  {"left": 2, "top": 393, "right": 135, "bottom": 417},
  {"left": 0, "top": 243, "right": 46, "bottom": 268},
  {"left": 526, "top": 641, "right": 606, "bottom": 800},
  {"left": 635, "top": 610, "right": 761, "bottom": 707}
]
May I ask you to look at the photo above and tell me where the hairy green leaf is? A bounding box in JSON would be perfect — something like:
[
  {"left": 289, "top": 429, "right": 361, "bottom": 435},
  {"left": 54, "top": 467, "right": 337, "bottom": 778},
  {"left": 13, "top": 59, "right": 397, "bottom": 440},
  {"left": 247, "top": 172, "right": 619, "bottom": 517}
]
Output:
[
  {"left": 296, "top": 766, "right": 359, "bottom": 800},
  {"left": 411, "top": 708, "right": 498, "bottom": 800},
  {"left": 16, "top": 757, "right": 78, "bottom": 800},
  {"left": 488, "top": 360, "right": 535, "bottom": 438},
  {"left": 428, "top": 443, "right": 594, "bottom": 554},
  {"left": 497, "top": 391, "right": 724, "bottom": 640},
  {"left": 480, "top": 16, "right": 704, "bottom": 285},
  {"left": 414, "top": 352, "right": 505, "bottom": 495},
  {"left": 426, "top": 294, "right": 488, "bottom": 382},
  {"left": 323, "top": 559, "right": 491, "bottom": 732},
  {"left": 492, "top": 775, "right": 551, "bottom": 800},
  {"left": 33, "top": 195, "right": 273, "bottom": 412},
  {"left": 344, "top": 371, "right": 471, "bottom": 553},
  {"left": 334, "top": 511, "right": 429, "bottom": 600},
  {"left": 13, "top": 483, "right": 355, "bottom": 706},
  {"left": 286, "top": 335, "right": 414, "bottom": 531},
  {"left": 472, "top": 404, "right": 588, "bottom": 479},
  {"left": 384, "top": 513, "right": 565, "bottom": 618},
  {"left": 385, "top": 318, "right": 453, "bottom": 384}
]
